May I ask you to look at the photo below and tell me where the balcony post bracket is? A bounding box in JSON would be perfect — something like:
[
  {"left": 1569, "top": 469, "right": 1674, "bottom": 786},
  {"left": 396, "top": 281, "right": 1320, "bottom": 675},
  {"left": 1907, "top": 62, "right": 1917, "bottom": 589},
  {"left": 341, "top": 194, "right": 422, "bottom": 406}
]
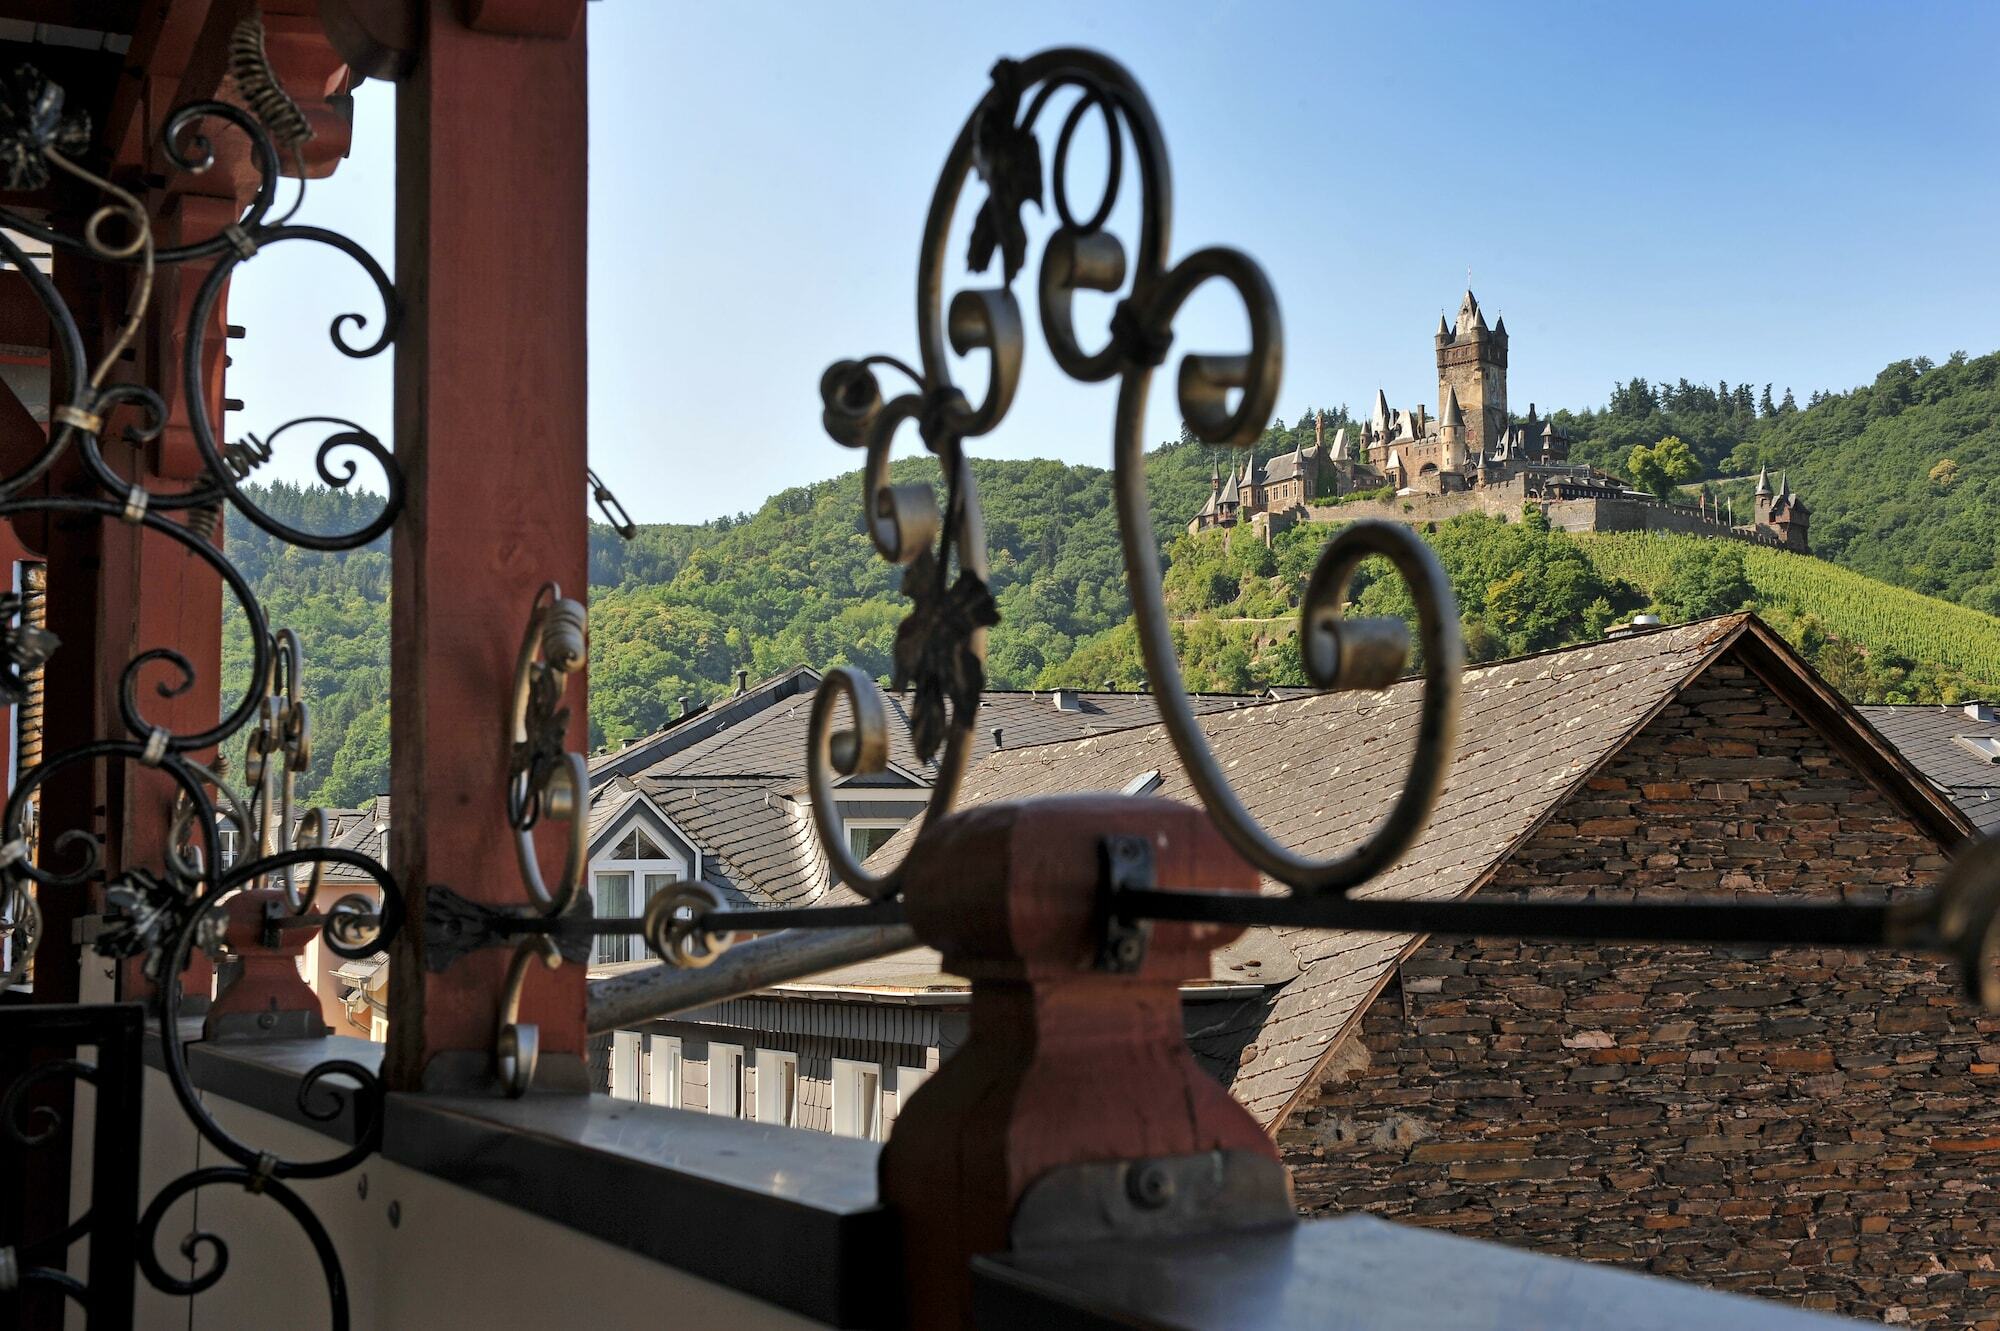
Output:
[{"left": 880, "top": 793, "right": 1290, "bottom": 1329}]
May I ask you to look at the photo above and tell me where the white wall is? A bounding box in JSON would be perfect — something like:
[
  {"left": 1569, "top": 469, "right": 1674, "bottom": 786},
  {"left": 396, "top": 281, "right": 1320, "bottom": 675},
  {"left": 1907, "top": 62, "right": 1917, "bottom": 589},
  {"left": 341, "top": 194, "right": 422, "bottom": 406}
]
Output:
[{"left": 118, "top": 1069, "right": 829, "bottom": 1330}]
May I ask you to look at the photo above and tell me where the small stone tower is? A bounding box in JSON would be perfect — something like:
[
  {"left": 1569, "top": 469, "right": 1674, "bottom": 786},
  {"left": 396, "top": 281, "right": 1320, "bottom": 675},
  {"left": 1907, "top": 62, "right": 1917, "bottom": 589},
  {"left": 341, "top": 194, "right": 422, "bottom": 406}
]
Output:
[
  {"left": 1439, "top": 386, "right": 1466, "bottom": 475},
  {"left": 1436, "top": 290, "right": 1508, "bottom": 457}
]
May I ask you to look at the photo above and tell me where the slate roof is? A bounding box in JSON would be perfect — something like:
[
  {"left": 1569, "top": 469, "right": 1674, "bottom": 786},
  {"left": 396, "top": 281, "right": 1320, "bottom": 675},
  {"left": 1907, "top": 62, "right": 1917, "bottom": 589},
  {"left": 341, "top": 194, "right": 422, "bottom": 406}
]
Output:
[
  {"left": 602, "top": 684, "right": 1253, "bottom": 908},
  {"left": 856, "top": 616, "right": 1967, "bottom": 1129},
  {"left": 1859, "top": 703, "right": 2000, "bottom": 832},
  {"left": 321, "top": 795, "right": 389, "bottom": 884}
]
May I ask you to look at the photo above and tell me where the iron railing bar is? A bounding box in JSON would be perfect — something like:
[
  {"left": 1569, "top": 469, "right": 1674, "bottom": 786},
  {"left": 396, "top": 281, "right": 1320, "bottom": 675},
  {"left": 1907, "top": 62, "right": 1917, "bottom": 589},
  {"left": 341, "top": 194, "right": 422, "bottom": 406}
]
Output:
[
  {"left": 1110, "top": 887, "right": 1908, "bottom": 947},
  {"left": 584, "top": 922, "right": 919, "bottom": 1035}
]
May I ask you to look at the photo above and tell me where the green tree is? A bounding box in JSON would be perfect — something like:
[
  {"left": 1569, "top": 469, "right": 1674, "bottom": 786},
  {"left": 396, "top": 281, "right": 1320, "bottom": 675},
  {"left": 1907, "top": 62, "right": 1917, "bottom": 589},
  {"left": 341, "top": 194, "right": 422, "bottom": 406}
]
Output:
[
  {"left": 1655, "top": 543, "right": 1752, "bottom": 621},
  {"left": 1626, "top": 435, "right": 1701, "bottom": 499}
]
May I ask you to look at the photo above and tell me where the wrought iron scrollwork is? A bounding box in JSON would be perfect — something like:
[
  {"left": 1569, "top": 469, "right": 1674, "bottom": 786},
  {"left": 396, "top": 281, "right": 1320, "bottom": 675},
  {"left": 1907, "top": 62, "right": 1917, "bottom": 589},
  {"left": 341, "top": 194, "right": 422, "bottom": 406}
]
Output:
[
  {"left": 807, "top": 48, "right": 1461, "bottom": 906},
  {"left": 0, "top": 58, "right": 403, "bottom": 1330},
  {"left": 793, "top": 45, "right": 2000, "bottom": 1019}
]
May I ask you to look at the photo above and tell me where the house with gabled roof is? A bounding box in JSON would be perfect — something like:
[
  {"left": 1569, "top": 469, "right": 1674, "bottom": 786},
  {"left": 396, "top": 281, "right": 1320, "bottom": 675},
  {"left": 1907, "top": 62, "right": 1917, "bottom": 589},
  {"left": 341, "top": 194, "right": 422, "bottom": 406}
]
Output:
[{"left": 597, "top": 615, "right": 1980, "bottom": 1323}]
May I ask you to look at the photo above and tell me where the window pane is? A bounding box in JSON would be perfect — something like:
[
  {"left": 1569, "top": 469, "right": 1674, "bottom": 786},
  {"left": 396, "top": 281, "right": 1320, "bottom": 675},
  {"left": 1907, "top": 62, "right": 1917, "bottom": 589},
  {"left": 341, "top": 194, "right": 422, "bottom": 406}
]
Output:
[
  {"left": 642, "top": 871, "right": 680, "bottom": 907},
  {"left": 848, "top": 824, "right": 899, "bottom": 861},
  {"left": 632, "top": 828, "right": 669, "bottom": 860},
  {"left": 594, "top": 872, "right": 633, "bottom": 964}
]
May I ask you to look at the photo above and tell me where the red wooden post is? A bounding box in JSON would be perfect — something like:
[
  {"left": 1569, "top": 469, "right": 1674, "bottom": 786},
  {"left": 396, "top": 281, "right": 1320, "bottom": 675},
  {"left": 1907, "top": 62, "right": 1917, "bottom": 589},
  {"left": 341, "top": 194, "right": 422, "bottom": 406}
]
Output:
[
  {"left": 382, "top": 0, "right": 590, "bottom": 1092},
  {"left": 203, "top": 889, "right": 328, "bottom": 1038},
  {"left": 882, "top": 794, "right": 1281, "bottom": 1328}
]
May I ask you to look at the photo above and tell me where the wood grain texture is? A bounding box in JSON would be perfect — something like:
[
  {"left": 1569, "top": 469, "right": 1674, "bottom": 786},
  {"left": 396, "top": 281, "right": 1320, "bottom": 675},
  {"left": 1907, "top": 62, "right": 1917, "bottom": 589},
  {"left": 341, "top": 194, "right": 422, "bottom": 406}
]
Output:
[
  {"left": 883, "top": 794, "right": 1273, "bottom": 1328},
  {"left": 385, "top": 0, "right": 589, "bottom": 1091}
]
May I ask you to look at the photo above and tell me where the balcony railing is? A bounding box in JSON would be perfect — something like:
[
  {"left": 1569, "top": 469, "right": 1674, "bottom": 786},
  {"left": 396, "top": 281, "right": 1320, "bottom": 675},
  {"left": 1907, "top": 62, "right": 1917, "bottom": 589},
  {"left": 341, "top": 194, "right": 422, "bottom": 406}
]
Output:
[{"left": 0, "top": 7, "right": 1994, "bottom": 1331}]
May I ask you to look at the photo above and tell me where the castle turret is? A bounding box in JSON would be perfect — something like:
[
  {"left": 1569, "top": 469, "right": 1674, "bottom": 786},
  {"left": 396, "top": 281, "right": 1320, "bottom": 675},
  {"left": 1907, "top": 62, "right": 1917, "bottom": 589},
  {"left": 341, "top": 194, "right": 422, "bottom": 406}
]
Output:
[
  {"left": 1329, "top": 427, "right": 1348, "bottom": 462},
  {"left": 1440, "top": 386, "right": 1466, "bottom": 474},
  {"left": 1754, "top": 466, "right": 1773, "bottom": 526},
  {"left": 1437, "top": 289, "right": 1507, "bottom": 458}
]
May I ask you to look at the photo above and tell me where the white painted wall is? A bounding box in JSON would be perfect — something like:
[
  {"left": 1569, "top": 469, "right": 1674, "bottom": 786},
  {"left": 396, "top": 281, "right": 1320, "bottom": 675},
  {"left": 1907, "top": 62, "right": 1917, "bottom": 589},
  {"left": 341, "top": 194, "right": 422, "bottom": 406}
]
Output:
[{"left": 115, "top": 1069, "right": 829, "bottom": 1330}]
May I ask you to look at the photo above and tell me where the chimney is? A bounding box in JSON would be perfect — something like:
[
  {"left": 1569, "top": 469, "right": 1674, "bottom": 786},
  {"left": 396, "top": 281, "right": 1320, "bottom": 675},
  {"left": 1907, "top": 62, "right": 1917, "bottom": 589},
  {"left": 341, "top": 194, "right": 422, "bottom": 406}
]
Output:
[
  {"left": 1966, "top": 702, "right": 1996, "bottom": 724},
  {"left": 1052, "top": 688, "right": 1082, "bottom": 712},
  {"left": 992, "top": 726, "right": 1004, "bottom": 750},
  {"left": 735, "top": 669, "right": 749, "bottom": 695}
]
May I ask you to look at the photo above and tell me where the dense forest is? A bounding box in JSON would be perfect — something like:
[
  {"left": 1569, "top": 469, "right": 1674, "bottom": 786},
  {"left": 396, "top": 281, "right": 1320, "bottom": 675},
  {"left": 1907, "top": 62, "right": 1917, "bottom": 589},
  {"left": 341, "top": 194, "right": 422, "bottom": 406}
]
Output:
[{"left": 223, "top": 349, "right": 2000, "bottom": 805}]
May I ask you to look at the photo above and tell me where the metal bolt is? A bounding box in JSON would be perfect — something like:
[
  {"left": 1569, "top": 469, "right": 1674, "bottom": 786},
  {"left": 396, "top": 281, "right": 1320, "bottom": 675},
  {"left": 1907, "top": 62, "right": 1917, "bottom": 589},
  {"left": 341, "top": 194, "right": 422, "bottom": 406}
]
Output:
[
  {"left": 356, "top": 1173, "right": 368, "bottom": 1200},
  {"left": 387, "top": 1200, "right": 401, "bottom": 1228},
  {"left": 1127, "top": 1161, "right": 1175, "bottom": 1210},
  {"left": 1113, "top": 936, "right": 1143, "bottom": 966},
  {"left": 256, "top": 1011, "right": 276, "bottom": 1030}
]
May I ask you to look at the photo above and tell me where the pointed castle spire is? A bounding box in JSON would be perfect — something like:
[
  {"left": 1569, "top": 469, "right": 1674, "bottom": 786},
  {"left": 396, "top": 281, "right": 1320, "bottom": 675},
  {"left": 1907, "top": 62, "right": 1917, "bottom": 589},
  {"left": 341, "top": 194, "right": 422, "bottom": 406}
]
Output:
[
  {"left": 1755, "top": 466, "right": 1772, "bottom": 497},
  {"left": 1442, "top": 386, "right": 1464, "bottom": 429}
]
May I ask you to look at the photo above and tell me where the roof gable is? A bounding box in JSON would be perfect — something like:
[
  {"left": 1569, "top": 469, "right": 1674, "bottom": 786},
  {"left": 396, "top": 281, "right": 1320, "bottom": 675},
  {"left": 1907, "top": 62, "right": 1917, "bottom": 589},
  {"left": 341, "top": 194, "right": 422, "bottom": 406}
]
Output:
[{"left": 886, "top": 615, "right": 1968, "bottom": 1130}]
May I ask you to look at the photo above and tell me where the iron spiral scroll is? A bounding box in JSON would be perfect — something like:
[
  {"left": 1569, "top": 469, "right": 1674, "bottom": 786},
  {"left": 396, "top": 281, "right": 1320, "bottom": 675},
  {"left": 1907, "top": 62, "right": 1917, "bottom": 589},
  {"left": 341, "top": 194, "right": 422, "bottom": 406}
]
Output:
[
  {"left": 803, "top": 47, "right": 1465, "bottom": 907},
  {"left": 0, "top": 61, "right": 402, "bottom": 1330},
  {"left": 791, "top": 46, "right": 2000, "bottom": 1017}
]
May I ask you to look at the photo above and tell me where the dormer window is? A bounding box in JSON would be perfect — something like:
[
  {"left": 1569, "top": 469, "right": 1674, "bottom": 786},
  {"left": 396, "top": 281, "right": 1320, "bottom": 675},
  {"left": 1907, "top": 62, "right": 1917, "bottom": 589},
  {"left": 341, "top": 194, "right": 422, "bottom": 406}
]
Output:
[{"left": 589, "top": 813, "right": 695, "bottom": 964}]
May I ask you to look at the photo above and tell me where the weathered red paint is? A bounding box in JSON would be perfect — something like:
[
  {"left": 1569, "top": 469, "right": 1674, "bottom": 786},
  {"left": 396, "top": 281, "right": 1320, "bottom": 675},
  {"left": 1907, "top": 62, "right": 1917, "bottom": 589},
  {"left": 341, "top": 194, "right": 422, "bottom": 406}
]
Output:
[
  {"left": 882, "top": 794, "right": 1276, "bottom": 1328},
  {"left": 385, "top": 0, "right": 590, "bottom": 1092}
]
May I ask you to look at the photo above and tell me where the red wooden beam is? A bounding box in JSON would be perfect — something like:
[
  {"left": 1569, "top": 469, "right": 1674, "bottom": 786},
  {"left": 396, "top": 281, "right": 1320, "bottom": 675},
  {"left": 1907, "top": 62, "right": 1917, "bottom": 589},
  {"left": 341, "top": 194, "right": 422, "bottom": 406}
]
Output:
[{"left": 385, "top": 0, "right": 589, "bottom": 1092}]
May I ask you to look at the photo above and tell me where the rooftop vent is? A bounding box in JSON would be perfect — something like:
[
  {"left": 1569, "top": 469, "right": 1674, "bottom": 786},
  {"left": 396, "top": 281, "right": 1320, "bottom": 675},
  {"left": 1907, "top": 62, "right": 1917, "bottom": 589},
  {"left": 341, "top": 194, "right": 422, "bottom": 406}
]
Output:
[
  {"left": 1604, "top": 613, "right": 1665, "bottom": 639},
  {"left": 1965, "top": 701, "right": 1995, "bottom": 723},
  {"left": 1121, "top": 769, "right": 1163, "bottom": 797},
  {"left": 678, "top": 695, "right": 692, "bottom": 718},
  {"left": 992, "top": 726, "right": 1004, "bottom": 751},
  {"left": 1102, "top": 678, "right": 1117, "bottom": 693},
  {"left": 1053, "top": 688, "right": 1082, "bottom": 712},
  {"left": 736, "top": 669, "right": 749, "bottom": 695},
  {"left": 1953, "top": 735, "right": 2000, "bottom": 764}
]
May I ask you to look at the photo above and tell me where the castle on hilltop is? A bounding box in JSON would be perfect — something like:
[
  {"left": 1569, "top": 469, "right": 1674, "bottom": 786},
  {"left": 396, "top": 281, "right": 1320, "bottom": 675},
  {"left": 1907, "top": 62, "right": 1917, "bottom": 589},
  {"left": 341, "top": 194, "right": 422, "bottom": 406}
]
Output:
[{"left": 1191, "top": 290, "right": 1809, "bottom": 554}]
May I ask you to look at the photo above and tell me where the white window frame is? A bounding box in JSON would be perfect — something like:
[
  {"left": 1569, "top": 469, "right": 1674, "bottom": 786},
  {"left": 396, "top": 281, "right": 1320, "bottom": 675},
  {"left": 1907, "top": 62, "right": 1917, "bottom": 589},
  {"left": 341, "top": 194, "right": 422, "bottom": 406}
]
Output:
[
  {"left": 832, "top": 1057, "right": 883, "bottom": 1140},
  {"left": 590, "top": 817, "right": 692, "bottom": 963},
  {"left": 896, "top": 1064, "right": 930, "bottom": 1108},
  {"left": 591, "top": 869, "right": 638, "bottom": 964},
  {"left": 709, "top": 1042, "right": 744, "bottom": 1118},
  {"left": 843, "top": 818, "right": 905, "bottom": 865},
  {"left": 646, "top": 1035, "right": 682, "bottom": 1108},
  {"left": 610, "top": 1030, "right": 641, "bottom": 1102},
  {"left": 755, "top": 1050, "right": 799, "bottom": 1126}
]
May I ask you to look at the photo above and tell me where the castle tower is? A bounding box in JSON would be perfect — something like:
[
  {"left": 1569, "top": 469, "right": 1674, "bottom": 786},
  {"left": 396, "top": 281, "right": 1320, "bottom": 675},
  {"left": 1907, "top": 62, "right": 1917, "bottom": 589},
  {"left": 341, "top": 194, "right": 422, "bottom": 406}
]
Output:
[
  {"left": 1439, "top": 386, "right": 1466, "bottom": 474},
  {"left": 1436, "top": 289, "right": 1507, "bottom": 457},
  {"left": 1753, "top": 466, "right": 1773, "bottom": 526}
]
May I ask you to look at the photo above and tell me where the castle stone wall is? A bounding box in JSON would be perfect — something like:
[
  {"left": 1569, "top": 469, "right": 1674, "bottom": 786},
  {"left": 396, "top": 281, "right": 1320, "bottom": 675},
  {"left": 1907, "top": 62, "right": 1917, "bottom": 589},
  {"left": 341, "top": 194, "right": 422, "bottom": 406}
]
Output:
[
  {"left": 1272, "top": 480, "right": 1797, "bottom": 553},
  {"left": 1279, "top": 660, "right": 1979, "bottom": 1326}
]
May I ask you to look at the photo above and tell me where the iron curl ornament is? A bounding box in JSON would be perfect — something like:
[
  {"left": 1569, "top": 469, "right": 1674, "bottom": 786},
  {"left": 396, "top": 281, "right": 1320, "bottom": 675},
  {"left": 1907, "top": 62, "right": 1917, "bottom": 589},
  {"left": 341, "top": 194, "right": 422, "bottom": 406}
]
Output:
[
  {"left": 0, "top": 55, "right": 403, "bottom": 1331},
  {"left": 813, "top": 48, "right": 1464, "bottom": 903}
]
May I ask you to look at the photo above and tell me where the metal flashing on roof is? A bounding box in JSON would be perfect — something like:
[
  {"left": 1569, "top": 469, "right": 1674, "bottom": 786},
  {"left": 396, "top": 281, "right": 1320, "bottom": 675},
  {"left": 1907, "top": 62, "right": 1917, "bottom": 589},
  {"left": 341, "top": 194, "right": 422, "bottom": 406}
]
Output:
[{"left": 1953, "top": 735, "right": 2000, "bottom": 765}]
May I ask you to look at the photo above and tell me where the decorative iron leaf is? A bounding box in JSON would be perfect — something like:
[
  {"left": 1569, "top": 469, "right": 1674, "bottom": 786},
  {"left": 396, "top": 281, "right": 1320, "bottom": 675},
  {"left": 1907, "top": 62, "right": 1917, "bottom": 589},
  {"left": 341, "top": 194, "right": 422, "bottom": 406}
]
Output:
[
  {"left": 966, "top": 60, "right": 1043, "bottom": 284},
  {"left": 0, "top": 63, "right": 90, "bottom": 192},
  {"left": 893, "top": 550, "right": 1001, "bottom": 763}
]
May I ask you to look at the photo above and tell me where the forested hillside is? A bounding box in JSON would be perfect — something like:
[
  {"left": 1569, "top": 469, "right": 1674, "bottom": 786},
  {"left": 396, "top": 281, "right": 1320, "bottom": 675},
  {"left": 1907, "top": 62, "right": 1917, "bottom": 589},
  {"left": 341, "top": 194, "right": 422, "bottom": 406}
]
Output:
[
  {"left": 1038, "top": 513, "right": 2000, "bottom": 703},
  {"left": 221, "top": 348, "right": 2000, "bottom": 805}
]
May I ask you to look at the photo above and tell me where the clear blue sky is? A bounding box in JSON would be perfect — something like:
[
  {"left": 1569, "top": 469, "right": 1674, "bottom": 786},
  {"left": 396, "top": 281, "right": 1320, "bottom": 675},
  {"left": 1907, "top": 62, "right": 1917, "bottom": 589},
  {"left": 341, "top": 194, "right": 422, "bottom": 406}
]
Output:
[{"left": 225, "top": 1, "right": 2000, "bottom": 525}]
